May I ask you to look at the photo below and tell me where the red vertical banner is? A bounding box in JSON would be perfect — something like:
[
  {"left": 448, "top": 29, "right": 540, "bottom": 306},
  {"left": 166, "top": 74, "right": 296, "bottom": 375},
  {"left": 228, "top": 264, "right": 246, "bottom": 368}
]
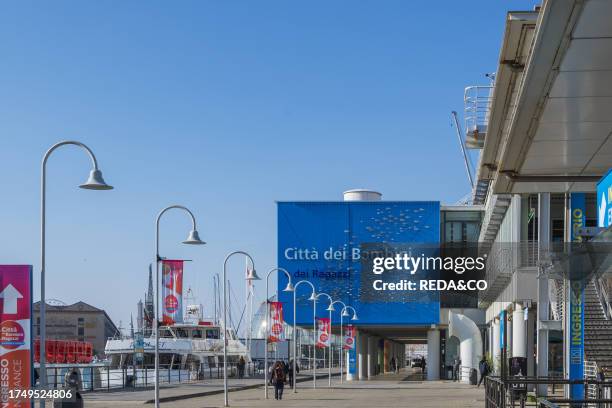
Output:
[
  {"left": 316, "top": 318, "right": 330, "bottom": 348},
  {"left": 268, "top": 302, "right": 284, "bottom": 343},
  {"left": 343, "top": 325, "right": 356, "bottom": 350},
  {"left": 0, "top": 265, "right": 32, "bottom": 408},
  {"left": 161, "top": 260, "right": 184, "bottom": 325}
]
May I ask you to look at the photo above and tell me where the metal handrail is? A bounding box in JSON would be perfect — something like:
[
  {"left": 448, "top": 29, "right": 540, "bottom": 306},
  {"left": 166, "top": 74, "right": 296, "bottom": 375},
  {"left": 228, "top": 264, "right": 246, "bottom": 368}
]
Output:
[
  {"left": 464, "top": 85, "right": 493, "bottom": 133},
  {"left": 485, "top": 375, "right": 612, "bottom": 408}
]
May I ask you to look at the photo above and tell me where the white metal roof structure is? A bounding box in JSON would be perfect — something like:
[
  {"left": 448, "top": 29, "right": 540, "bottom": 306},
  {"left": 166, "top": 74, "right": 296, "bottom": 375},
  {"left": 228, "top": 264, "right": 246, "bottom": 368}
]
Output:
[
  {"left": 473, "top": 0, "right": 612, "bottom": 243},
  {"left": 475, "top": 0, "right": 612, "bottom": 199}
]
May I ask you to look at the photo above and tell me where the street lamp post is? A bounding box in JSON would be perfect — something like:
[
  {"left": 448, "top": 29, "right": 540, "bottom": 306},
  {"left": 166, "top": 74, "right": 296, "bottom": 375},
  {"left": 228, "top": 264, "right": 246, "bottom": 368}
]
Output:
[
  {"left": 155, "top": 206, "right": 205, "bottom": 408},
  {"left": 315, "top": 293, "right": 334, "bottom": 388},
  {"left": 339, "top": 305, "right": 358, "bottom": 383},
  {"left": 223, "top": 251, "right": 260, "bottom": 407},
  {"left": 292, "top": 280, "right": 316, "bottom": 392},
  {"left": 329, "top": 300, "right": 346, "bottom": 384},
  {"left": 264, "top": 268, "right": 294, "bottom": 399},
  {"left": 40, "top": 141, "right": 113, "bottom": 407}
]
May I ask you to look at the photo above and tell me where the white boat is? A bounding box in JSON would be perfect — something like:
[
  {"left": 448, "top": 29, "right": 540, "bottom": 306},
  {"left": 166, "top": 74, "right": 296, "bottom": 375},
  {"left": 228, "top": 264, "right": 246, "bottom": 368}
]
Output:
[{"left": 105, "top": 303, "right": 252, "bottom": 378}]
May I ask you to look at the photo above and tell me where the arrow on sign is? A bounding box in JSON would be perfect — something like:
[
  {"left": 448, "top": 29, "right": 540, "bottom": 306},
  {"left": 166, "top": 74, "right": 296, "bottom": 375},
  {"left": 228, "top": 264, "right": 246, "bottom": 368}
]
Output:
[{"left": 0, "top": 284, "right": 23, "bottom": 314}]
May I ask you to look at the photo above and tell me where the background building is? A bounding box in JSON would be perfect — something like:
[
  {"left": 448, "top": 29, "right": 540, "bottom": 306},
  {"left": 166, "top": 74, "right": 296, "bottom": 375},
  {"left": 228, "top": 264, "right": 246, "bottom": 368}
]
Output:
[
  {"left": 277, "top": 190, "right": 485, "bottom": 381},
  {"left": 33, "top": 300, "right": 120, "bottom": 357},
  {"left": 460, "top": 0, "right": 612, "bottom": 400}
]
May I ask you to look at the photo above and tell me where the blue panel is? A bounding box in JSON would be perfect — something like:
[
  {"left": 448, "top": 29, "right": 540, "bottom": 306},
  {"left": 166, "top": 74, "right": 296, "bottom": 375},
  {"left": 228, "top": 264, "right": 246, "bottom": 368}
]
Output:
[
  {"left": 598, "top": 169, "right": 612, "bottom": 228},
  {"left": 499, "top": 311, "right": 505, "bottom": 349},
  {"left": 570, "top": 193, "right": 586, "bottom": 242},
  {"left": 277, "top": 201, "right": 440, "bottom": 326},
  {"left": 569, "top": 281, "right": 585, "bottom": 399}
]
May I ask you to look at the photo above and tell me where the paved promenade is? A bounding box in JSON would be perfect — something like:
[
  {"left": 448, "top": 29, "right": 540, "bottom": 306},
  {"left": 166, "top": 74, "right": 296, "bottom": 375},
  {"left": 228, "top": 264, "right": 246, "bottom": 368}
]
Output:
[
  {"left": 78, "top": 368, "right": 484, "bottom": 407},
  {"left": 81, "top": 369, "right": 340, "bottom": 404}
]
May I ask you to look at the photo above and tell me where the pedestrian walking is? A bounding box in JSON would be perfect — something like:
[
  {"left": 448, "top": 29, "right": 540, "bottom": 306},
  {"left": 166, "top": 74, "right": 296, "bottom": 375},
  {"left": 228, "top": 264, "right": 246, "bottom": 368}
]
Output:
[
  {"left": 271, "top": 361, "right": 286, "bottom": 400},
  {"left": 477, "top": 356, "right": 490, "bottom": 387},
  {"left": 453, "top": 357, "right": 462, "bottom": 382},
  {"left": 237, "top": 356, "right": 246, "bottom": 379},
  {"left": 288, "top": 359, "right": 299, "bottom": 385}
]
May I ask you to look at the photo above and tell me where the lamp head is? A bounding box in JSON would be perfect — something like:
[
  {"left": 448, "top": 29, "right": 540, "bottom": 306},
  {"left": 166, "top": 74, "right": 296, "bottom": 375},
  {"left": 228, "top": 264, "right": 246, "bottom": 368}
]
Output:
[
  {"left": 351, "top": 313, "right": 359, "bottom": 321},
  {"left": 79, "top": 169, "right": 113, "bottom": 190},
  {"left": 326, "top": 303, "right": 335, "bottom": 312},
  {"left": 246, "top": 268, "right": 260, "bottom": 281},
  {"left": 182, "top": 229, "right": 206, "bottom": 245},
  {"left": 341, "top": 309, "right": 350, "bottom": 318},
  {"left": 308, "top": 292, "right": 317, "bottom": 302},
  {"left": 283, "top": 282, "right": 295, "bottom": 292}
]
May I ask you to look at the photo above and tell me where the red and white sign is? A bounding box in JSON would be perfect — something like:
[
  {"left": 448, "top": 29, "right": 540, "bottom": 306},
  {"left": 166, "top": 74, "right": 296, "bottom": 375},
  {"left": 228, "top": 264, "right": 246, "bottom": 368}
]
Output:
[
  {"left": 343, "top": 325, "right": 356, "bottom": 350},
  {"left": 161, "top": 260, "right": 184, "bottom": 325},
  {"left": 316, "top": 318, "right": 330, "bottom": 348},
  {"left": 0, "top": 265, "right": 32, "bottom": 408},
  {"left": 268, "top": 302, "right": 284, "bottom": 343}
]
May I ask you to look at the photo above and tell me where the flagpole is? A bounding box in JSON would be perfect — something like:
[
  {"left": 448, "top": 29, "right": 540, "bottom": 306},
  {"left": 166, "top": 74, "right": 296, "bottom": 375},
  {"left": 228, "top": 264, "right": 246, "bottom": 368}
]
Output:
[{"left": 264, "top": 268, "right": 294, "bottom": 398}]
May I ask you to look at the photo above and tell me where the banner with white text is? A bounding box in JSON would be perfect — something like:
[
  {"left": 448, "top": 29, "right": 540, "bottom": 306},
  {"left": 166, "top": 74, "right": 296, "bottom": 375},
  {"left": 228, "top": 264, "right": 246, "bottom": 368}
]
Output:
[
  {"left": 161, "top": 260, "right": 184, "bottom": 325},
  {"left": 268, "top": 301, "right": 284, "bottom": 343},
  {"left": 0, "top": 265, "right": 32, "bottom": 408},
  {"left": 343, "top": 325, "right": 355, "bottom": 350},
  {"left": 316, "top": 318, "right": 330, "bottom": 348}
]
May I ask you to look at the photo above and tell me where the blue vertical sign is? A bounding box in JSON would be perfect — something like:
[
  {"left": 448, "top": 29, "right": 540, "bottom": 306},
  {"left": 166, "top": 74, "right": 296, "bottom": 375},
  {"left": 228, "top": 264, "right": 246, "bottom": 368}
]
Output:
[
  {"left": 569, "top": 280, "right": 584, "bottom": 399},
  {"left": 598, "top": 169, "right": 612, "bottom": 228},
  {"left": 348, "top": 334, "right": 357, "bottom": 378},
  {"left": 571, "top": 193, "right": 586, "bottom": 242},
  {"left": 569, "top": 193, "right": 585, "bottom": 400},
  {"left": 499, "top": 311, "right": 505, "bottom": 349}
]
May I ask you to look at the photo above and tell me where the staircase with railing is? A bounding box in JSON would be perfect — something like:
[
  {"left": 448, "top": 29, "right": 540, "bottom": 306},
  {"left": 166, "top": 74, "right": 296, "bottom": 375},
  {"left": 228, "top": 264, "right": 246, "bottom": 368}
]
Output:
[{"left": 584, "top": 278, "right": 612, "bottom": 375}]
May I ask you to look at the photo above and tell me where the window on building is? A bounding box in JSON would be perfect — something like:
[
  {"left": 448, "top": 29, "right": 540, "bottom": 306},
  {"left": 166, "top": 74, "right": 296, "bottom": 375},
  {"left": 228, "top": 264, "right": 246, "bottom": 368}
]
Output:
[
  {"left": 552, "top": 219, "right": 564, "bottom": 242},
  {"left": 77, "top": 317, "right": 85, "bottom": 341}
]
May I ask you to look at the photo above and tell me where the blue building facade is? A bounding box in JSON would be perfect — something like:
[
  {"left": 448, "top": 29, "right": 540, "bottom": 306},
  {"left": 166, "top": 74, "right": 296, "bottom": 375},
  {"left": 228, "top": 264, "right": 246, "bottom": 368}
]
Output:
[{"left": 277, "top": 201, "right": 441, "bottom": 326}]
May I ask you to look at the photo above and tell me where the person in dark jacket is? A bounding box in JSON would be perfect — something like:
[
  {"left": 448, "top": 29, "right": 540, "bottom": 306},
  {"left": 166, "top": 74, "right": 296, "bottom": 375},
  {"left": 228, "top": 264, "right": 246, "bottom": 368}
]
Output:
[
  {"left": 477, "top": 357, "right": 490, "bottom": 387},
  {"left": 271, "top": 361, "right": 286, "bottom": 400},
  {"left": 237, "top": 356, "right": 246, "bottom": 379},
  {"left": 597, "top": 366, "right": 606, "bottom": 382},
  {"left": 453, "top": 357, "right": 462, "bottom": 381},
  {"left": 288, "top": 359, "right": 299, "bottom": 386}
]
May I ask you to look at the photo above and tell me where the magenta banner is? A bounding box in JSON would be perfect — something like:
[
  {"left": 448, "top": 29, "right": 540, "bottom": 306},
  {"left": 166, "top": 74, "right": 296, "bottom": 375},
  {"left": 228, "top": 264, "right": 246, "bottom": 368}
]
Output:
[{"left": 0, "top": 265, "right": 32, "bottom": 408}]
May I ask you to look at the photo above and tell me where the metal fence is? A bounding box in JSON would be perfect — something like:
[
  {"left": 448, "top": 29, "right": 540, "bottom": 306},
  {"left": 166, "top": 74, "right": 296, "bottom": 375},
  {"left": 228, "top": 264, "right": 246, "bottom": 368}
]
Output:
[
  {"left": 485, "top": 376, "right": 612, "bottom": 408},
  {"left": 39, "top": 362, "right": 261, "bottom": 392}
]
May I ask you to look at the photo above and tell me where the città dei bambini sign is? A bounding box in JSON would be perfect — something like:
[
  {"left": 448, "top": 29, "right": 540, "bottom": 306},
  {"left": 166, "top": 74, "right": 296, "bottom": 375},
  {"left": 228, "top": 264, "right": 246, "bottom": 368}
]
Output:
[{"left": 283, "top": 245, "right": 488, "bottom": 292}]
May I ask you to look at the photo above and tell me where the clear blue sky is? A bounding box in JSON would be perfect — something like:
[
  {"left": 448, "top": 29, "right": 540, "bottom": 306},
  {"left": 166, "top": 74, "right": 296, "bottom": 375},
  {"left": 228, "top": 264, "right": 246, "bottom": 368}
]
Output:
[{"left": 0, "top": 1, "right": 539, "bottom": 333}]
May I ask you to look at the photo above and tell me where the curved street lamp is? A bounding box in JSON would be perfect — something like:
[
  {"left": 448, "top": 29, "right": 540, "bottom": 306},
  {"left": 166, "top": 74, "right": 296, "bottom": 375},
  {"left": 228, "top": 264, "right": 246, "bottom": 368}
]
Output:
[
  {"left": 39, "top": 141, "right": 113, "bottom": 406},
  {"left": 315, "top": 293, "right": 334, "bottom": 387},
  {"left": 329, "top": 300, "right": 346, "bottom": 384},
  {"left": 264, "top": 268, "right": 294, "bottom": 399},
  {"left": 338, "top": 304, "right": 358, "bottom": 383},
  {"left": 223, "top": 251, "right": 259, "bottom": 407},
  {"left": 292, "top": 280, "right": 317, "bottom": 392},
  {"left": 154, "top": 205, "right": 205, "bottom": 408}
]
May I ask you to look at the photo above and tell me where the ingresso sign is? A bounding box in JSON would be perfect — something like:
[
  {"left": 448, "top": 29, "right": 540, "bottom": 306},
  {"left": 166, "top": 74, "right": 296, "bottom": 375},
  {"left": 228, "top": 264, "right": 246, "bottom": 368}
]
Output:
[{"left": 0, "top": 265, "right": 32, "bottom": 408}]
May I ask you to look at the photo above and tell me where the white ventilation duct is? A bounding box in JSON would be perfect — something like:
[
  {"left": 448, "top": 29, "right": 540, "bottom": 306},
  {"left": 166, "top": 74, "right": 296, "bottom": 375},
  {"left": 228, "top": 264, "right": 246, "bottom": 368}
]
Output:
[
  {"left": 343, "top": 189, "right": 382, "bottom": 202},
  {"left": 448, "top": 311, "right": 483, "bottom": 383}
]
